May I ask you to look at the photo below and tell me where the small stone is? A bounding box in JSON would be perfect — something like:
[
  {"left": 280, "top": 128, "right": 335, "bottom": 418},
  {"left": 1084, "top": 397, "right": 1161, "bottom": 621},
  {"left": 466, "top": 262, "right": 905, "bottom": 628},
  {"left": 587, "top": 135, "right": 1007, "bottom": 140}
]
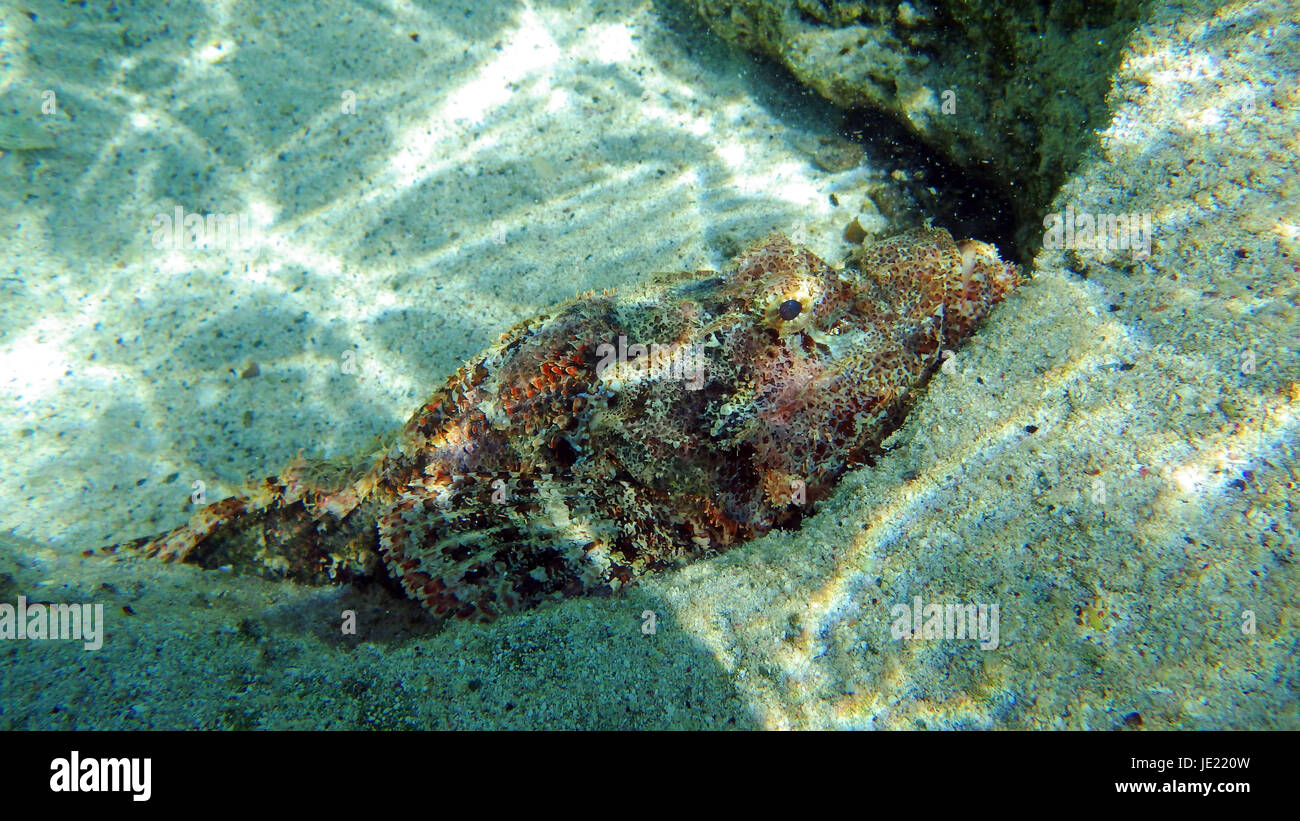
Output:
[
  {"left": 811, "top": 137, "right": 864, "bottom": 172},
  {"left": 843, "top": 217, "right": 868, "bottom": 244}
]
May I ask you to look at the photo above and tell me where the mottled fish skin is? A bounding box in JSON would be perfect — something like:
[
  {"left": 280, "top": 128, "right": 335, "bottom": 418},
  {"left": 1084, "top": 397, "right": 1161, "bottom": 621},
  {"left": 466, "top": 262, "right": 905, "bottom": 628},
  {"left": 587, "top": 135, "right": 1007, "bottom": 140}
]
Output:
[{"left": 121, "top": 228, "right": 1021, "bottom": 621}]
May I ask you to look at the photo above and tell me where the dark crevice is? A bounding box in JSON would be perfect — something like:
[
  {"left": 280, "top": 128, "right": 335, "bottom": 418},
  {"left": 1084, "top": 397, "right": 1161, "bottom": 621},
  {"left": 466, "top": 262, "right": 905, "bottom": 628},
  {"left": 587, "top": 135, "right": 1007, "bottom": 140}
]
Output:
[
  {"left": 841, "top": 107, "right": 1024, "bottom": 264},
  {"left": 667, "top": 0, "right": 1152, "bottom": 269}
]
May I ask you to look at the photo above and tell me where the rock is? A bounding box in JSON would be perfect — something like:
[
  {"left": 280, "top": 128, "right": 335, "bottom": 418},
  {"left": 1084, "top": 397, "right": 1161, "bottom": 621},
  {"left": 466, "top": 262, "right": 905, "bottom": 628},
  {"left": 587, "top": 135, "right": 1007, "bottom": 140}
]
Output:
[{"left": 693, "top": 0, "right": 1145, "bottom": 237}]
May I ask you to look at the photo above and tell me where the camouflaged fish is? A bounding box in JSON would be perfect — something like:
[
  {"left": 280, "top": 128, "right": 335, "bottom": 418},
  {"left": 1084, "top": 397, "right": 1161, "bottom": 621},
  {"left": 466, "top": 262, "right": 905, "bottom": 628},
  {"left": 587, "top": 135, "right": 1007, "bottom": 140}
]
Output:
[{"left": 118, "top": 228, "right": 1021, "bottom": 620}]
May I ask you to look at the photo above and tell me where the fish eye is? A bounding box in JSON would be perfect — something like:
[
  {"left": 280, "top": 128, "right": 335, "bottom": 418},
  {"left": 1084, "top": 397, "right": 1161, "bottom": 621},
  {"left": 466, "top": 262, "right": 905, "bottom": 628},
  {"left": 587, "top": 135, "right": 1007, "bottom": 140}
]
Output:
[{"left": 778, "top": 299, "right": 803, "bottom": 321}]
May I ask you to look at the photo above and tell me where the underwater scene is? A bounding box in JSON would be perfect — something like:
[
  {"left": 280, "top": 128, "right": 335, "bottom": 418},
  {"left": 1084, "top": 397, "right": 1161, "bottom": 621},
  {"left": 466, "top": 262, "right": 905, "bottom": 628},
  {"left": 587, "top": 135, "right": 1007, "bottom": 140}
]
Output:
[{"left": 0, "top": 0, "right": 1296, "bottom": 730}]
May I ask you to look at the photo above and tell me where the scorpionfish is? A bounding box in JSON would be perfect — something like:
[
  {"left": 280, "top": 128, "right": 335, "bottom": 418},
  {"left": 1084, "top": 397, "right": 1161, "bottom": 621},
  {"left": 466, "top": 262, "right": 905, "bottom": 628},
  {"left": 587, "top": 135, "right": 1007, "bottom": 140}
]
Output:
[{"left": 123, "top": 228, "right": 1021, "bottom": 621}]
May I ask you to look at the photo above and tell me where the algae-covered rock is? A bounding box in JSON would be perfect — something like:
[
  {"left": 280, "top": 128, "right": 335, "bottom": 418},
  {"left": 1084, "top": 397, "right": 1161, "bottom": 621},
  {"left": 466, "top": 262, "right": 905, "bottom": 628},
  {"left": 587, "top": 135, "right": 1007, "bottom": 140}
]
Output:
[{"left": 694, "top": 0, "right": 1147, "bottom": 227}]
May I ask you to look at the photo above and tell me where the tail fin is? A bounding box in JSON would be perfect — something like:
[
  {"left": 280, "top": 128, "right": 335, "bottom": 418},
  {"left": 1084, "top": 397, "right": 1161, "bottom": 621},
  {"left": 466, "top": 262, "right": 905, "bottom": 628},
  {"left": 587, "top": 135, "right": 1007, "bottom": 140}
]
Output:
[{"left": 110, "top": 455, "right": 386, "bottom": 586}]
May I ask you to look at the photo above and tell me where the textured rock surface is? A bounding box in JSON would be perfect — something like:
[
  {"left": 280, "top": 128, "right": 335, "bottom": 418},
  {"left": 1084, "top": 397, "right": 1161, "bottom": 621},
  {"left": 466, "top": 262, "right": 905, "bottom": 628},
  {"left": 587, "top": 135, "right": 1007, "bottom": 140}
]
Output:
[{"left": 693, "top": 0, "right": 1146, "bottom": 232}]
